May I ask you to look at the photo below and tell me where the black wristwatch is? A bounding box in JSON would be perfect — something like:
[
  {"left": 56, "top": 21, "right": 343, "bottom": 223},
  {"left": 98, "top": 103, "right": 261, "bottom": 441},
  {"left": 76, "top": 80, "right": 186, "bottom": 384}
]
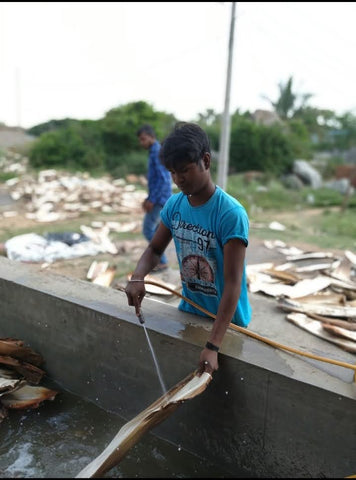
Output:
[{"left": 205, "top": 341, "right": 219, "bottom": 352}]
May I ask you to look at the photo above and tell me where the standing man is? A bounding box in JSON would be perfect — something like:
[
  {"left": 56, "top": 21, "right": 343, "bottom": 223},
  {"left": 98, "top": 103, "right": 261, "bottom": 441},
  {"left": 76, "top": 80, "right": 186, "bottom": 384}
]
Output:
[
  {"left": 127, "top": 122, "right": 252, "bottom": 374},
  {"left": 137, "top": 124, "right": 172, "bottom": 272}
]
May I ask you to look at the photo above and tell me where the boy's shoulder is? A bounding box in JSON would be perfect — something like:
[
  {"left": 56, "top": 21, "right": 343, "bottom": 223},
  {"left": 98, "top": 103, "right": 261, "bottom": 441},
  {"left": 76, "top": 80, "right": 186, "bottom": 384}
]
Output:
[
  {"left": 166, "top": 191, "right": 184, "bottom": 205},
  {"left": 216, "top": 186, "right": 244, "bottom": 208}
]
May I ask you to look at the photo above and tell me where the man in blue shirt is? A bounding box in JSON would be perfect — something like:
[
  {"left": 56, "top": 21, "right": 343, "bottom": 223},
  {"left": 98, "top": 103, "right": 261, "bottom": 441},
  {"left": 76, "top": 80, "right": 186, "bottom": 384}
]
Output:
[{"left": 137, "top": 125, "right": 172, "bottom": 271}]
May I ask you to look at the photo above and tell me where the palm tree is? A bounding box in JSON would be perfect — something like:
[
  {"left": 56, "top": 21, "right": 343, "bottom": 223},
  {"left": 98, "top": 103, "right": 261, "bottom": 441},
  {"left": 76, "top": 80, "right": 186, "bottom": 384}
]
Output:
[{"left": 262, "top": 76, "right": 313, "bottom": 119}]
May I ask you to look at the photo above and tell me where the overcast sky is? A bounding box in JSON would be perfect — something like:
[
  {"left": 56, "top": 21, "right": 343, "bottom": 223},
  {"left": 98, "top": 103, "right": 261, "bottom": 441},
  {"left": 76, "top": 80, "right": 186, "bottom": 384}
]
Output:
[{"left": 1, "top": 2, "right": 355, "bottom": 129}]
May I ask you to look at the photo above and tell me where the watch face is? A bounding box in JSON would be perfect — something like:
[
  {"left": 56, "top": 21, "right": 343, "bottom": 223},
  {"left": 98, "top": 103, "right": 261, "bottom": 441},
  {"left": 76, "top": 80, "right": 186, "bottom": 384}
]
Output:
[{"left": 182, "top": 254, "right": 214, "bottom": 282}]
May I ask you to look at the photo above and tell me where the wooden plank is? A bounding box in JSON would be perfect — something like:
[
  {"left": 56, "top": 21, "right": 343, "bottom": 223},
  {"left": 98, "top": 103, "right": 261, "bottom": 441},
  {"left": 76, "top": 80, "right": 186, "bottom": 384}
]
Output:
[{"left": 286, "top": 313, "right": 356, "bottom": 353}]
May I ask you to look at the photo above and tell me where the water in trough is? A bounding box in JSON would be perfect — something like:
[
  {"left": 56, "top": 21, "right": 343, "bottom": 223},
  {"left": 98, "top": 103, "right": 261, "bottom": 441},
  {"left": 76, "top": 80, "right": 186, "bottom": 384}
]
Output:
[{"left": 0, "top": 384, "right": 245, "bottom": 478}]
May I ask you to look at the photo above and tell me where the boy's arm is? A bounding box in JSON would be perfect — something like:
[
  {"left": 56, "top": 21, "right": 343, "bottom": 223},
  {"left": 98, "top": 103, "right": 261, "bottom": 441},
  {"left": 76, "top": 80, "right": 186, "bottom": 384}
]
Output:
[
  {"left": 125, "top": 222, "right": 172, "bottom": 316},
  {"left": 199, "top": 237, "right": 247, "bottom": 372}
]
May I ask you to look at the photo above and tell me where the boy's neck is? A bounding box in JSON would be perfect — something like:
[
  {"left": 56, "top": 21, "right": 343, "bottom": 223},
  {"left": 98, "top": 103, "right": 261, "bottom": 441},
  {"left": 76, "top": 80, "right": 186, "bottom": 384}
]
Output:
[{"left": 188, "top": 181, "right": 216, "bottom": 206}]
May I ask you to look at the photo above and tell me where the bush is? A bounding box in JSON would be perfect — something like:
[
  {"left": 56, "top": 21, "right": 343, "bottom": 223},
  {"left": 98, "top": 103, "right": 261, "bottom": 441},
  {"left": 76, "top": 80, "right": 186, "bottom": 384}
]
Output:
[
  {"left": 229, "top": 118, "right": 294, "bottom": 176},
  {"left": 106, "top": 151, "right": 147, "bottom": 178},
  {"left": 101, "top": 101, "right": 176, "bottom": 159},
  {"left": 29, "top": 129, "right": 81, "bottom": 168},
  {"left": 29, "top": 121, "right": 106, "bottom": 171},
  {"left": 27, "top": 101, "right": 177, "bottom": 174},
  {"left": 27, "top": 118, "right": 78, "bottom": 137}
]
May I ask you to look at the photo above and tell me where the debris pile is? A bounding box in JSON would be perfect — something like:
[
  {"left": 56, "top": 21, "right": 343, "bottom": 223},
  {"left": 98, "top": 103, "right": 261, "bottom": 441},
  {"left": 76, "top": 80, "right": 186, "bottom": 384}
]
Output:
[
  {"left": 87, "top": 260, "right": 117, "bottom": 287},
  {"left": 247, "top": 240, "right": 356, "bottom": 353},
  {"left": 0, "top": 338, "right": 58, "bottom": 423},
  {"left": 86, "top": 261, "right": 181, "bottom": 296},
  {"left": 0, "top": 149, "right": 29, "bottom": 175},
  {"left": 4, "top": 169, "right": 147, "bottom": 222}
]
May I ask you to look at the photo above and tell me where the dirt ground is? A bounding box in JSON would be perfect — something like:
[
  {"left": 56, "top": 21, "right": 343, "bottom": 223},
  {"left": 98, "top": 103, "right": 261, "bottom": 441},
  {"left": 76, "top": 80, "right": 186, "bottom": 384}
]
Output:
[
  {"left": 0, "top": 206, "right": 338, "bottom": 287},
  {"left": 0, "top": 184, "right": 347, "bottom": 289}
]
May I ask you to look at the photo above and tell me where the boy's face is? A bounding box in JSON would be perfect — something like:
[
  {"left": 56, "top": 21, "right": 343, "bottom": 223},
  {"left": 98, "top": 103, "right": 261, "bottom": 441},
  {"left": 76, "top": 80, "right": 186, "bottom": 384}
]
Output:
[
  {"left": 168, "top": 155, "right": 211, "bottom": 197},
  {"left": 138, "top": 132, "right": 154, "bottom": 150}
]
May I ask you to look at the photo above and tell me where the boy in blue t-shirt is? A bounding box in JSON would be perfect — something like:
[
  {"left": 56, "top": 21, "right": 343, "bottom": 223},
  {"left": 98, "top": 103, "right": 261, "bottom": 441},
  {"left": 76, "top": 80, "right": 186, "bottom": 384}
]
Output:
[{"left": 126, "top": 122, "right": 252, "bottom": 374}]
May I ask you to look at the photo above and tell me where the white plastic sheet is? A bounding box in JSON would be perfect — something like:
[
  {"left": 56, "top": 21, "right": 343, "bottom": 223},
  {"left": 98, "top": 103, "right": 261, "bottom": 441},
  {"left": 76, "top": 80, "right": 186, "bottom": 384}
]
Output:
[{"left": 5, "top": 233, "right": 104, "bottom": 263}]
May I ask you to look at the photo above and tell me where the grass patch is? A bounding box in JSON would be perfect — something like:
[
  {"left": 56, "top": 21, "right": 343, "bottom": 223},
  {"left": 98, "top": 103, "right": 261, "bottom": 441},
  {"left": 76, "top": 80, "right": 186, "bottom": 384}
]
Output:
[
  {"left": 226, "top": 173, "right": 356, "bottom": 251},
  {"left": 319, "top": 209, "right": 356, "bottom": 240},
  {"left": 0, "top": 172, "right": 18, "bottom": 182},
  {"left": 1, "top": 173, "right": 355, "bottom": 258}
]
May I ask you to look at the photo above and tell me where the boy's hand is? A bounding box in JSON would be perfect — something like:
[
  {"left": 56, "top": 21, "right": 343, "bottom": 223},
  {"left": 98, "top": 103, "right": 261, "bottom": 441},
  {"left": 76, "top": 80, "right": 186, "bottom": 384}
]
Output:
[
  {"left": 198, "top": 349, "right": 218, "bottom": 376},
  {"left": 125, "top": 281, "right": 146, "bottom": 317}
]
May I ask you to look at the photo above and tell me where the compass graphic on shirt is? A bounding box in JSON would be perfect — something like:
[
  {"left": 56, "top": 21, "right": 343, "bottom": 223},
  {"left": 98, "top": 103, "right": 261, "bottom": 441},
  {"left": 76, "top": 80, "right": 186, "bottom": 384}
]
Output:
[{"left": 181, "top": 254, "right": 214, "bottom": 283}]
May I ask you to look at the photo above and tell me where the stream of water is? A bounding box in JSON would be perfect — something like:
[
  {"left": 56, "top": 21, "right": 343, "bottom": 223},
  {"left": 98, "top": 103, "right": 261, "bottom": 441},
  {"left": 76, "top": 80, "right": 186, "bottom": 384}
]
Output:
[{"left": 142, "top": 324, "right": 167, "bottom": 395}]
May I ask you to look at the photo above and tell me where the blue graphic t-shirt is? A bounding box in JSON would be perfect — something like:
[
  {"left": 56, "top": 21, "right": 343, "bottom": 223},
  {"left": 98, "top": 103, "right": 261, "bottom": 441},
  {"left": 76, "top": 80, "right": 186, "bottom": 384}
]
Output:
[{"left": 160, "top": 186, "right": 252, "bottom": 327}]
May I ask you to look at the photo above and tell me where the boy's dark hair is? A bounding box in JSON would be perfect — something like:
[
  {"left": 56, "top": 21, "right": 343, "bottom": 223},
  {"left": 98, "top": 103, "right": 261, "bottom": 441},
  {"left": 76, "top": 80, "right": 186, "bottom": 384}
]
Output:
[
  {"left": 136, "top": 124, "right": 156, "bottom": 138},
  {"left": 159, "top": 122, "right": 211, "bottom": 170}
]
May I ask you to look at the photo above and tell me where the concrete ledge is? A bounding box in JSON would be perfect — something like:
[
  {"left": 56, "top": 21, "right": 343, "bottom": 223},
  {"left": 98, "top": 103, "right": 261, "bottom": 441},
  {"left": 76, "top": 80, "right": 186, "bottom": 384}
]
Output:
[{"left": 0, "top": 256, "right": 355, "bottom": 477}]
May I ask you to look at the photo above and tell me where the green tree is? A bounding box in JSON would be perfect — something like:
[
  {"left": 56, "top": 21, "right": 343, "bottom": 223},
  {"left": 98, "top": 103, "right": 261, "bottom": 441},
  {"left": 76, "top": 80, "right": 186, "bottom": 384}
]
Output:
[
  {"left": 285, "top": 119, "right": 312, "bottom": 158},
  {"left": 228, "top": 113, "right": 294, "bottom": 175},
  {"left": 335, "top": 111, "right": 356, "bottom": 150},
  {"left": 29, "top": 119, "right": 106, "bottom": 171},
  {"left": 195, "top": 108, "right": 221, "bottom": 151},
  {"left": 27, "top": 118, "right": 78, "bottom": 136},
  {"left": 27, "top": 101, "right": 177, "bottom": 174},
  {"left": 229, "top": 116, "right": 262, "bottom": 172},
  {"left": 101, "top": 101, "right": 176, "bottom": 161},
  {"left": 29, "top": 128, "right": 87, "bottom": 170},
  {"left": 263, "top": 76, "right": 313, "bottom": 119}
]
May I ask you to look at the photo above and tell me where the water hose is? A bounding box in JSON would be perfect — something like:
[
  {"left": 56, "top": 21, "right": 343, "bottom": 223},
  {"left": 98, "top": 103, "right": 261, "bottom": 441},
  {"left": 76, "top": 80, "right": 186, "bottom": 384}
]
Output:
[{"left": 142, "top": 279, "right": 356, "bottom": 383}]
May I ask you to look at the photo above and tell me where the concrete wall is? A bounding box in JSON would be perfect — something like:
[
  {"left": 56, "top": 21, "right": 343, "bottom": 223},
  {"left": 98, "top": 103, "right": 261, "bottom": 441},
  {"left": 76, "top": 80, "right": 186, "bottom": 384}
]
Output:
[{"left": 0, "top": 256, "right": 355, "bottom": 477}]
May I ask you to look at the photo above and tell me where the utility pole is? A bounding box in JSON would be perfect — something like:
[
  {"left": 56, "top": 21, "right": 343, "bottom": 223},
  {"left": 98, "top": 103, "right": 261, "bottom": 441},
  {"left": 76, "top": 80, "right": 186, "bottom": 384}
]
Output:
[{"left": 217, "top": 1, "right": 236, "bottom": 190}]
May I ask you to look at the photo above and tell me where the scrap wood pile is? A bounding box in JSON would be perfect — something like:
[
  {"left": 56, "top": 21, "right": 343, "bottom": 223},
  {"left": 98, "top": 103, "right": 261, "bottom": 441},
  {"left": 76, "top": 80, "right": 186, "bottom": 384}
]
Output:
[
  {"left": 87, "top": 260, "right": 181, "bottom": 296},
  {"left": 0, "top": 338, "right": 58, "bottom": 423},
  {"left": 3, "top": 169, "right": 147, "bottom": 223},
  {"left": 247, "top": 240, "right": 356, "bottom": 353}
]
